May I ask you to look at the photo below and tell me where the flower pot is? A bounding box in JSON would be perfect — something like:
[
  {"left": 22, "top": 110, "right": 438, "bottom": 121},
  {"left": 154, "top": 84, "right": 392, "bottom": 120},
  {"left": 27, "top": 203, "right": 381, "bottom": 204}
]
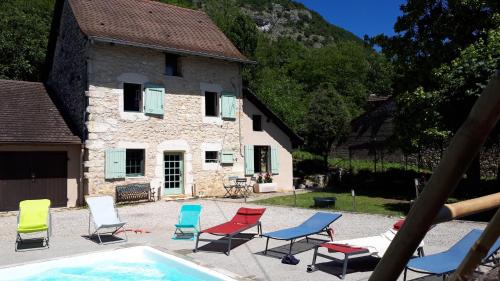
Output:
[{"left": 253, "top": 183, "right": 277, "bottom": 193}]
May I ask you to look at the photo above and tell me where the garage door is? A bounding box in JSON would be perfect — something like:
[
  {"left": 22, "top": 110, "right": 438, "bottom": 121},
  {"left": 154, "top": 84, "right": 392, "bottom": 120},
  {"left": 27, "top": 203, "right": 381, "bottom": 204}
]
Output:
[{"left": 0, "top": 151, "right": 67, "bottom": 211}]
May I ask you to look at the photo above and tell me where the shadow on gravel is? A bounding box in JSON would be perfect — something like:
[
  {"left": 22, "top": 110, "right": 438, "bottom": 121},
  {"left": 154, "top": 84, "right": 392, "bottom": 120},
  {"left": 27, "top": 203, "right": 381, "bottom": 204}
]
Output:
[
  {"left": 196, "top": 233, "right": 256, "bottom": 254},
  {"left": 81, "top": 234, "right": 126, "bottom": 244},
  {"left": 255, "top": 237, "right": 328, "bottom": 259},
  {"left": 310, "top": 256, "right": 379, "bottom": 279}
]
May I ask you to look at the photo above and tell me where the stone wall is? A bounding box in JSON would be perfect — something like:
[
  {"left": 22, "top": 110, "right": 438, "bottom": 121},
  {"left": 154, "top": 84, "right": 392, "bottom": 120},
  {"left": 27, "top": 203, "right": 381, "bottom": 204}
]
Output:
[
  {"left": 46, "top": 0, "right": 88, "bottom": 137},
  {"left": 84, "top": 43, "right": 245, "bottom": 197}
]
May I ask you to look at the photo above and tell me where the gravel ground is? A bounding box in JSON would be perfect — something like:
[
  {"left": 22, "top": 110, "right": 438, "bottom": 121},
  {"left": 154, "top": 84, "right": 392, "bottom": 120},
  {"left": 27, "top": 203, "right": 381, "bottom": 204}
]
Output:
[{"left": 0, "top": 199, "right": 489, "bottom": 281}]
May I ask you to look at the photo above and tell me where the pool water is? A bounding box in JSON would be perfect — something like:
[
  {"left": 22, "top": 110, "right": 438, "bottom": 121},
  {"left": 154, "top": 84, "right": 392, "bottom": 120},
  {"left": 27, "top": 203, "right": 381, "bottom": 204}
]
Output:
[{"left": 0, "top": 247, "right": 235, "bottom": 281}]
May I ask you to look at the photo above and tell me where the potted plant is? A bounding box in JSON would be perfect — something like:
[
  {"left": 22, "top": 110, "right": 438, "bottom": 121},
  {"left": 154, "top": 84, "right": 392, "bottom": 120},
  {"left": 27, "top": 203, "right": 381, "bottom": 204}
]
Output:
[{"left": 254, "top": 173, "right": 277, "bottom": 193}]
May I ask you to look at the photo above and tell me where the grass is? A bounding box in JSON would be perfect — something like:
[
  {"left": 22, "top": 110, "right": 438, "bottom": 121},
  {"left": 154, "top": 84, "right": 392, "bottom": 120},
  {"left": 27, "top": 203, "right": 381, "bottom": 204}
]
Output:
[{"left": 253, "top": 191, "right": 409, "bottom": 216}]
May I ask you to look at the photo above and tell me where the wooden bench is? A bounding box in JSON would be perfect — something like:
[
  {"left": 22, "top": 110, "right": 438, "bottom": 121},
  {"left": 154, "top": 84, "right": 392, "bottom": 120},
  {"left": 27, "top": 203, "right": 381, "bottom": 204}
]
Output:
[{"left": 115, "top": 183, "right": 155, "bottom": 203}]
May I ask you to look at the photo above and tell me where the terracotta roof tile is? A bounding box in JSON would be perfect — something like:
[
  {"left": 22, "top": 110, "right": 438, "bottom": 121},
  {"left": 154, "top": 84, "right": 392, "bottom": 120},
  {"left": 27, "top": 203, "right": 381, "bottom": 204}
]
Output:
[
  {"left": 0, "top": 80, "right": 81, "bottom": 144},
  {"left": 68, "top": 0, "right": 251, "bottom": 63}
]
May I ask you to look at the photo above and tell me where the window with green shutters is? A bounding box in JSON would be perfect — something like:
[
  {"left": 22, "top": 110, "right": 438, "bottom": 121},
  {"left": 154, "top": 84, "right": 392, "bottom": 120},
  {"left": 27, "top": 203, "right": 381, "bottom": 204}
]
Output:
[
  {"left": 270, "top": 145, "right": 279, "bottom": 175},
  {"left": 220, "top": 151, "right": 234, "bottom": 164},
  {"left": 105, "top": 149, "right": 126, "bottom": 179},
  {"left": 221, "top": 92, "right": 236, "bottom": 119},
  {"left": 244, "top": 145, "right": 254, "bottom": 175},
  {"left": 144, "top": 84, "right": 165, "bottom": 115}
]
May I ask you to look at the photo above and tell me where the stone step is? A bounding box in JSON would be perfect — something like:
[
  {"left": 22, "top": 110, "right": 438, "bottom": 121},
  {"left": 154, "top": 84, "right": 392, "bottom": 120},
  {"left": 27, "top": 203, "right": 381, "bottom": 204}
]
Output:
[{"left": 162, "top": 194, "right": 195, "bottom": 201}]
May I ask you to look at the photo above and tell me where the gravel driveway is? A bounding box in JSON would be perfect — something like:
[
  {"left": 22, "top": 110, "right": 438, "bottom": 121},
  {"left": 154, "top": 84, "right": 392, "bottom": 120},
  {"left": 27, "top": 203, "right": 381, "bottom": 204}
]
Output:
[{"left": 0, "top": 199, "right": 488, "bottom": 281}]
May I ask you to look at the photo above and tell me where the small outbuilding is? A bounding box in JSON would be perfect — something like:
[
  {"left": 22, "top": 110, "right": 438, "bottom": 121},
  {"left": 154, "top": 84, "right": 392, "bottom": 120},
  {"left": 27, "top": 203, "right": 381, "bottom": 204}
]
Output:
[{"left": 0, "top": 80, "right": 82, "bottom": 211}]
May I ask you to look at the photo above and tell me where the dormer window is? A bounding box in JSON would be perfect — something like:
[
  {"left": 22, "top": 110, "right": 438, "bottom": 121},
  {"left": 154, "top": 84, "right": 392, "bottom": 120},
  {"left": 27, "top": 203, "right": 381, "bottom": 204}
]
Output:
[{"left": 165, "top": 54, "right": 181, "bottom": 76}]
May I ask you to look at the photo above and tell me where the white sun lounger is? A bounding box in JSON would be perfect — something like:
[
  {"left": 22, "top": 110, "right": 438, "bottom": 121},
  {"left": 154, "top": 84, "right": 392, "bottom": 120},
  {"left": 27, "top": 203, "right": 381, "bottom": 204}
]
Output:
[
  {"left": 308, "top": 221, "right": 425, "bottom": 279},
  {"left": 85, "top": 196, "right": 127, "bottom": 244}
]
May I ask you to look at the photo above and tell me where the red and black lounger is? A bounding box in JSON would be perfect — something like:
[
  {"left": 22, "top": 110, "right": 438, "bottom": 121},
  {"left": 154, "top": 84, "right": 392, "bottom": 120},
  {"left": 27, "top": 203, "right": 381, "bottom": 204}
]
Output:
[{"left": 194, "top": 207, "right": 266, "bottom": 255}]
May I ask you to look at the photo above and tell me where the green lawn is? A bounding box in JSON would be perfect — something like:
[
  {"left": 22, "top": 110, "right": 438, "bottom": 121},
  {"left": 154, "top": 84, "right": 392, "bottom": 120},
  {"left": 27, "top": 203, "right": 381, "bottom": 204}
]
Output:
[{"left": 253, "top": 191, "right": 409, "bottom": 216}]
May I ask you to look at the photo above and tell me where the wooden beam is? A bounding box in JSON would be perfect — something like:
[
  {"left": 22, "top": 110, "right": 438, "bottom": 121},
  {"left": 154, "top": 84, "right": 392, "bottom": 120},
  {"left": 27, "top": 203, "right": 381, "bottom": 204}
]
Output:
[
  {"left": 435, "top": 193, "right": 500, "bottom": 223},
  {"left": 368, "top": 72, "right": 500, "bottom": 281}
]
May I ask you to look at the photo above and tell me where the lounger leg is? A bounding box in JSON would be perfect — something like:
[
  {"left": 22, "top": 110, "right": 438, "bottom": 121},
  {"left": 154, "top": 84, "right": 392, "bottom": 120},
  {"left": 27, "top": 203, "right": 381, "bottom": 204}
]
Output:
[
  {"left": 418, "top": 247, "right": 425, "bottom": 257},
  {"left": 289, "top": 239, "right": 294, "bottom": 255},
  {"left": 310, "top": 246, "right": 319, "bottom": 270},
  {"left": 341, "top": 253, "right": 349, "bottom": 280},
  {"left": 306, "top": 236, "right": 309, "bottom": 243},
  {"left": 264, "top": 237, "right": 269, "bottom": 255},
  {"left": 194, "top": 233, "right": 201, "bottom": 252},
  {"left": 227, "top": 236, "right": 232, "bottom": 256},
  {"left": 403, "top": 267, "right": 407, "bottom": 281},
  {"left": 46, "top": 229, "right": 50, "bottom": 248}
]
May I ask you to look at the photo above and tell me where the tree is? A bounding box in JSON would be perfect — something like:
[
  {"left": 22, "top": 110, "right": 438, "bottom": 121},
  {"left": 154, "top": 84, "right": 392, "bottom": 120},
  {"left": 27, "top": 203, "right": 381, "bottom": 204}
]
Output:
[
  {"left": 304, "top": 89, "right": 351, "bottom": 172},
  {"left": 372, "top": 0, "right": 499, "bottom": 94},
  {"left": 372, "top": 0, "right": 499, "bottom": 181},
  {"left": 0, "top": 0, "right": 54, "bottom": 81}
]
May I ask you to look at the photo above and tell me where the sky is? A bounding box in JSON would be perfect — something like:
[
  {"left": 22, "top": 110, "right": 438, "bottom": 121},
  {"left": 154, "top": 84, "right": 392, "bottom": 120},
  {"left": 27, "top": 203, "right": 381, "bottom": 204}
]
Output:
[{"left": 296, "top": 0, "right": 406, "bottom": 39}]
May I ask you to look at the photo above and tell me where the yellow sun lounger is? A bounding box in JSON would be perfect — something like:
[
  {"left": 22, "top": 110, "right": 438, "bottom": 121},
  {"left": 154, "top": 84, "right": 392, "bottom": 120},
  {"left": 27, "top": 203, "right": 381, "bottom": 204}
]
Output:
[{"left": 16, "top": 199, "right": 51, "bottom": 251}]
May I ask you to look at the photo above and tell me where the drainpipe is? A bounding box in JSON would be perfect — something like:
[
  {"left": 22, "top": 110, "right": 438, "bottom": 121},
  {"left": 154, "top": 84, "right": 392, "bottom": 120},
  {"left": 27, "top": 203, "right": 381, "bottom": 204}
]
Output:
[{"left": 79, "top": 143, "right": 85, "bottom": 206}]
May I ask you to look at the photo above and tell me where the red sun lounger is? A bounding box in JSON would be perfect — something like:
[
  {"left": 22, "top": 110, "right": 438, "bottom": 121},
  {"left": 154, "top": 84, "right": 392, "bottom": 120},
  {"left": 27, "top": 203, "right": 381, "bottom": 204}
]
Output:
[{"left": 194, "top": 207, "right": 266, "bottom": 255}]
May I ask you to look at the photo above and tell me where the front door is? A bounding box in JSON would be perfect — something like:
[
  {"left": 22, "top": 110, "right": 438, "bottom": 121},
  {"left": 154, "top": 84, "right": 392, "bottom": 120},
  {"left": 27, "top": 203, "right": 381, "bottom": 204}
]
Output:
[{"left": 164, "top": 153, "right": 183, "bottom": 195}]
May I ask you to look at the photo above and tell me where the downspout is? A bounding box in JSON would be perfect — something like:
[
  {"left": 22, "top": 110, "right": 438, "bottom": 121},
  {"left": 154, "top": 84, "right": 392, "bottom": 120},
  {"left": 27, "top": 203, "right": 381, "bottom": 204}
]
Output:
[{"left": 79, "top": 143, "right": 85, "bottom": 206}]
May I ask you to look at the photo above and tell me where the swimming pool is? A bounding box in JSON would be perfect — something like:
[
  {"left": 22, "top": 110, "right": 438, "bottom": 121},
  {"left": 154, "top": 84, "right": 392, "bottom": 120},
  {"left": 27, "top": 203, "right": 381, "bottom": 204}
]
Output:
[{"left": 0, "top": 246, "right": 237, "bottom": 281}]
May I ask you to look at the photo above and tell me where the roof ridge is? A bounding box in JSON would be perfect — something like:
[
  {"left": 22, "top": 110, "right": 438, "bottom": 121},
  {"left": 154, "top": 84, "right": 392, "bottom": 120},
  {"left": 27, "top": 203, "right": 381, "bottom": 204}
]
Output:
[{"left": 0, "top": 79, "right": 43, "bottom": 85}]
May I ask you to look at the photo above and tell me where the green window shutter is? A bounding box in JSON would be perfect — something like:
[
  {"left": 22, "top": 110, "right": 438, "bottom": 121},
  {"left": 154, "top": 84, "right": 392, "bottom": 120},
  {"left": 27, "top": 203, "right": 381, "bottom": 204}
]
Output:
[
  {"left": 221, "top": 91, "right": 236, "bottom": 119},
  {"left": 244, "top": 145, "right": 254, "bottom": 176},
  {"left": 220, "top": 151, "right": 234, "bottom": 164},
  {"left": 105, "top": 149, "right": 126, "bottom": 179},
  {"left": 144, "top": 84, "right": 165, "bottom": 115},
  {"left": 270, "top": 145, "right": 279, "bottom": 175}
]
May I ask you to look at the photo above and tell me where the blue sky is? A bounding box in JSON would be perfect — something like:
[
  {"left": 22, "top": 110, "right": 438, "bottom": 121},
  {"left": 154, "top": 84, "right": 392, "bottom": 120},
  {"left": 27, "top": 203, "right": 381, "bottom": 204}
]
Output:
[{"left": 296, "top": 0, "right": 406, "bottom": 39}]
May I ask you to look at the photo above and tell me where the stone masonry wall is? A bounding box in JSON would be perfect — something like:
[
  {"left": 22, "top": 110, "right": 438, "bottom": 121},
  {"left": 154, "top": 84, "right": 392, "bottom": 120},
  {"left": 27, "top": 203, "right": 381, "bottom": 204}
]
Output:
[
  {"left": 46, "top": 0, "right": 88, "bottom": 137},
  {"left": 84, "top": 43, "right": 244, "bottom": 197}
]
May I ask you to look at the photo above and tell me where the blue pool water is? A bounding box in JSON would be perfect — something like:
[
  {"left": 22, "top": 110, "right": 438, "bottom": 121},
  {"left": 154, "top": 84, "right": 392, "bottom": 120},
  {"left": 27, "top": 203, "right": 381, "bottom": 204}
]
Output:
[
  {"left": 3, "top": 247, "right": 233, "bottom": 281},
  {"left": 13, "top": 260, "right": 222, "bottom": 281}
]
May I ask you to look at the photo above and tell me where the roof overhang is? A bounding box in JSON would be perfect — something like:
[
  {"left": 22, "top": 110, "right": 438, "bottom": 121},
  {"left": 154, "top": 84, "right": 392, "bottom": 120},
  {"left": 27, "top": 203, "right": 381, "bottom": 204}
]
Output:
[{"left": 90, "top": 36, "right": 257, "bottom": 65}]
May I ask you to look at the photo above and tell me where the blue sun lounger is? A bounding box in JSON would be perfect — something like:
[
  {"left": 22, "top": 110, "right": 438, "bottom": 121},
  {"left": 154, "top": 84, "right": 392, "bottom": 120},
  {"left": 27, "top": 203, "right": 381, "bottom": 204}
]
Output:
[
  {"left": 404, "top": 229, "right": 500, "bottom": 280},
  {"left": 262, "top": 212, "right": 342, "bottom": 255}
]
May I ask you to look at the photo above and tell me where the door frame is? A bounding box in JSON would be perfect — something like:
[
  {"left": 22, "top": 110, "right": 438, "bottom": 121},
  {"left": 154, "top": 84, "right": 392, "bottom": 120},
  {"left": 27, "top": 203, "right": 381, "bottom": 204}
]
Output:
[{"left": 163, "top": 151, "right": 185, "bottom": 195}]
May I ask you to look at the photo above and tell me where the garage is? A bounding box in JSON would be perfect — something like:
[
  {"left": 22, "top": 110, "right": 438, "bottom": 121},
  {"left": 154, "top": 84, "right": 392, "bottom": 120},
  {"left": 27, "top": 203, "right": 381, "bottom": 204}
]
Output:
[
  {"left": 0, "top": 80, "right": 82, "bottom": 211},
  {"left": 0, "top": 152, "right": 68, "bottom": 211}
]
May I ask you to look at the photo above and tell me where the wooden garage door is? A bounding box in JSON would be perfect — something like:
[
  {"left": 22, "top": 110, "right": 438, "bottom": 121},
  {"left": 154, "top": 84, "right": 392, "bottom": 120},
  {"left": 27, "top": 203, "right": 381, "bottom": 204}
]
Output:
[{"left": 0, "top": 151, "right": 67, "bottom": 211}]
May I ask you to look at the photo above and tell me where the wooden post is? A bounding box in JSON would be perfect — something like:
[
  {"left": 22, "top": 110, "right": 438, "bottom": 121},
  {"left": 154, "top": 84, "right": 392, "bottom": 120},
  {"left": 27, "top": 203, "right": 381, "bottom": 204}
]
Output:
[{"left": 368, "top": 73, "right": 500, "bottom": 281}]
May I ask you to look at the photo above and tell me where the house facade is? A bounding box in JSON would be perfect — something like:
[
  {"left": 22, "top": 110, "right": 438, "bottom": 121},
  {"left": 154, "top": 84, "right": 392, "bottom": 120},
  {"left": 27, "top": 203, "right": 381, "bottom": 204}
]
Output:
[{"left": 40, "top": 0, "right": 301, "bottom": 201}]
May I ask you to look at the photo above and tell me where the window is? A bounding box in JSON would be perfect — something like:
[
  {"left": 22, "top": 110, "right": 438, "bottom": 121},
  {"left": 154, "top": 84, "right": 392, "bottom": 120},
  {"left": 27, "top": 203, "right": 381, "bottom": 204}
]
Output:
[
  {"left": 165, "top": 54, "right": 181, "bottom": 76},
  {"left": 253, "top": 115, "right": 262, "bottom": 131},
  {"left": 126, "top": 149, "right": 145, "bottom": 177},
  {"left": 123, "top": 83, "right": 142, "bottom": 112},
  {"left": 205, "top": 151, "right": 219, "bottom": 163},
  {"left": 254, "top": 146, "right": 269, "bottom": 173},
  {"left": 205, "top": 91, "right": 218, "bottom": 117}
]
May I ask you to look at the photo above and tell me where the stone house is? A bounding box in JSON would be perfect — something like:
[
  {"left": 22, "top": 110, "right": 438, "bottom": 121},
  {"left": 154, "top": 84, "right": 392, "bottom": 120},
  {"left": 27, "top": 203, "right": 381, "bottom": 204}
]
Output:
[{"left": 39, "top": 0, "right": 302, "bottom": 201}]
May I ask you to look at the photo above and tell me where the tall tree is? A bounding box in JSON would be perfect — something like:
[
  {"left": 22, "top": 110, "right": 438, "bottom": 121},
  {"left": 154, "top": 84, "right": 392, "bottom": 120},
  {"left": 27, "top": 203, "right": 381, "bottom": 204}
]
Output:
[
  {"left": 373, "top": 0, "right": 499, "bottom": 180},
  {"left": 304, "top": 88, "right": 351, "bottom": 172},
  {"left": 372, "top": 0, "right": 499, "bottom": 94}
]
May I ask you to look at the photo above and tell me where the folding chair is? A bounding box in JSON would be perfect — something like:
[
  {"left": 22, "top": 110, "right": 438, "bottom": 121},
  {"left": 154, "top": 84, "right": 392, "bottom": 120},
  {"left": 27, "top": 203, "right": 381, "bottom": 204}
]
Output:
[
  {"left": 173, "top": 204, "right": 202, "bottom": 240},
  {"left": 85, "top": 196, "right": 127, "bottom": 244}
]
